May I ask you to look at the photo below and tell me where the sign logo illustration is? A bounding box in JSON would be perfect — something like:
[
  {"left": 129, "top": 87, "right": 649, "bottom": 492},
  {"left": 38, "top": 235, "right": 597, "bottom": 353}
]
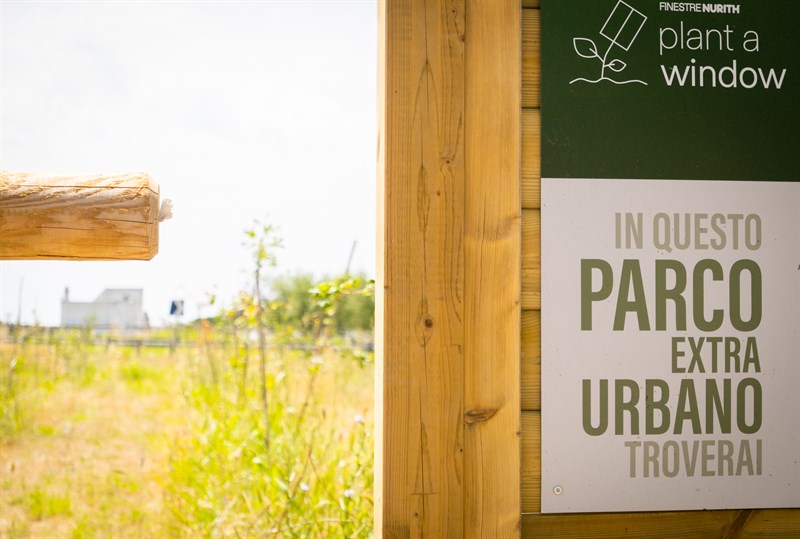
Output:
[{"left": 571, "top": 0, "right": 648, "bottom": 85}]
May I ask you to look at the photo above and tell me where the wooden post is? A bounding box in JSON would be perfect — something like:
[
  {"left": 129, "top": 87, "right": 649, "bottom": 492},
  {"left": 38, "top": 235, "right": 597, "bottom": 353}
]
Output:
[
  {"left": 0, "top": 172, "right": 163, "bottom": 260},
  {"left": 377, "top": 0, "right": 466, "bottom": 535},
  {"left": 464, "top": 1, "right": 521, "bottom": 535},
  {"left": 376, "top": 0, "right": 520, "bottom": 536}
]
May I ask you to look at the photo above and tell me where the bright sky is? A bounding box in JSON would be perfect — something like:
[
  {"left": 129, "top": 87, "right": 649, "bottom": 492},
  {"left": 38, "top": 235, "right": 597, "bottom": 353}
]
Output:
[{"left": 0, "top": 0, "right": 377, "bottom": 327}]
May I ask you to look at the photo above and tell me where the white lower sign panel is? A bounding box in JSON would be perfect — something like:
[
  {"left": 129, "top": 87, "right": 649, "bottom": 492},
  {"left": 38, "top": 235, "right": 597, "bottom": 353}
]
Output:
[{"left": 541, "top": 178, "right": 800, "bottom": 513}]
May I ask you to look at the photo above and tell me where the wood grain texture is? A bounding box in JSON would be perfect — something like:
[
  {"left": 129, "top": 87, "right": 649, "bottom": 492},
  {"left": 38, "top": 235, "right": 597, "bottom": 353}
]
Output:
[
  {"left": 0, "top": 172, "right": 159, "bottom": 260},
  {"left": 378, "top": 0, "right": 523, "bottom": 535},
  {"left": 522, "top": 9, "right": 540, "bottom": 109},
  {"left": 521, "top": 310, "right": 540, "bottom": 411},
  {"left": 521, "top": 109, "right": 540, "bottom": 210},
  {"left": 521, "top": 209, "right": 540, "bottom": 311},
  {"left": 521, "top": 508, "right": 800, "bottom": 538},
  {"left": 737, "top": 510, "right": 800, "bottom": 536},
  {"left": 377, "top": 0, "right": 466, "bottom": 536},
  {"left": 464, "top": 0, "right": 521, "bottom": 536},
  {"left": 520, "top": 6, "right": 541, "bottom": 524},
  {"left": 520, "top": 412, "right": 540, "bottom": 514}
]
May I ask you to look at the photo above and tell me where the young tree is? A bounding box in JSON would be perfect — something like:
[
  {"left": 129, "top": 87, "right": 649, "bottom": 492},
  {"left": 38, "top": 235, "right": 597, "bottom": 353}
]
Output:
[{"left": 243, "top": 219, "right": 282, "bottom": 453}]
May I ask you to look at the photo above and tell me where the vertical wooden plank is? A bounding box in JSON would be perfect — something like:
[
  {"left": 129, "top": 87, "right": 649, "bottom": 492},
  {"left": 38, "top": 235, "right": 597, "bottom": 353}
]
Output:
[
  {"left": 520, "top": 310, "right": 540, "bottom": 411},
  {"left": 521, "top": 9, "right": 540, "bottom": 109},
  {"left": 377, "top": 0, "right": 466, "bottom": 536},
  {"left": 520, "top": 412, "right": 541, "bottom": 513},
  {"left": 521, "top": 209, "right": 540, "bottom": 310},
  {"left": 521, "top": 109, "right": 540, "bottom": 209},
  {"left": 520, "top": 2, "right": 542, "bottom": 533},
  {"left": 464, "top": 0, "right": 521, "bottom": 537}
]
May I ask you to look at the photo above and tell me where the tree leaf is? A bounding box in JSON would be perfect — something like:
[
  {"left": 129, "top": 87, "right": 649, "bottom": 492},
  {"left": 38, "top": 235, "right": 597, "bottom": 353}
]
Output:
[
  {"left": 573, "top": 37, "right": 599, "bottom": 59},
  {"left": 607, "top": 59, "right": 627, "bottom": 72}
]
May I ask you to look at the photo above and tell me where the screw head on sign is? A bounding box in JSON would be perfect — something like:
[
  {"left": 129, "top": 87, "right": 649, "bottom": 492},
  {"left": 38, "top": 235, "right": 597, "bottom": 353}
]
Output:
[{"left": 553, "top": 485, "right": 563, "bottom": 496}]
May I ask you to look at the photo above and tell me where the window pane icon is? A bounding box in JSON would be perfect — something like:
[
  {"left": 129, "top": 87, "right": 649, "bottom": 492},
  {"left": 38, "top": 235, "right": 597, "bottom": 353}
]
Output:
[{"left": 600, "top": 1, "right": 647, "bottom": 51}]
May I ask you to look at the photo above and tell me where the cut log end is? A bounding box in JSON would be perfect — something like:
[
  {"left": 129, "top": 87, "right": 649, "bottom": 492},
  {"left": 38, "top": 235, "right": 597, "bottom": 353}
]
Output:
[{"left": 0, "top": 171, "right": 163, "bottom": 261}]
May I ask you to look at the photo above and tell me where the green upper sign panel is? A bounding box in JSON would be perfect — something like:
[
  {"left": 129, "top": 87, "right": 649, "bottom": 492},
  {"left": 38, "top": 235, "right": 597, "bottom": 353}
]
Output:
[{"left": 542, "top": 0, "right": 799, "bottom": 181}]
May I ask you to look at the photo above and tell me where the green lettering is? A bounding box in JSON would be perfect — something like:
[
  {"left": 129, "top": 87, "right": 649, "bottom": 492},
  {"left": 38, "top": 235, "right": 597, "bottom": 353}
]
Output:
[
  {"left": 645, "top": 379, "right": 670, "bottom": 434},
  {"left": 718, "top": 440, "right": 734, "bottom": 476},
  {"left": 625, "top": 441, "right": 641, "bottom": 477},
  {"left": 707, "top": 336, "right": 722, "bottom": 372},
  {"left": 662, "top": 441, "right": 680, "bottom": 477},
  {"left": 736, "top": 439, "right": 754, "bottom": 475},
  {"left": 581, "top": 259, "right": 613, "bottom": 330},
  {"left": 672, "top": 337, "right": 686, "bottom": 373},
  {"left": 644, "top": 441, "right": 659, "bottom": 478},
  {"left": 693, "top": 259, "right": 723, "bottom": 332},
  {"left": 737, "top": 378, "right": 762, "bottom": 434},
  {"left": 582, "top": 379, "right": 608, "bottom": 435},
  {"left": 655, "top": 259, "right": 687, "bottom": 331},
  {"left": 725, "top": 337, "right": 741, "bottom": 372},
  {"left": 615, "top": 379, "right": 640, "bottom": 435},
  {"left": 701, "top": 440, "right": 715, "bottom": 477},
  {"left": 706, "top": 378, "right": 731, "bottom": 434},
  {"left": 688, "top": 337, "right": 706, "bottom": 373},
  {"left": 613, "top": 260, "right": 651, "bottom": 331},
  {"left": 674, "top": 379, "right": 701, "bottom": 434},
  {"left": 743, "top": 337, "right": 760, "bottom": 373},
  {"left": 730, "top": 259, "right": 762, "bottom": 331}
]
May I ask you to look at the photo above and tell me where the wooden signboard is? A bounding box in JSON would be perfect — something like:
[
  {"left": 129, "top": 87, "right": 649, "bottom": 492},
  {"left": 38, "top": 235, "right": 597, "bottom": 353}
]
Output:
[
  {"left": 541, "top": 0, "right": 800, "bottom": 515},
  {"left": 378, "top": 0, "right": 800, "bottom": 537}
]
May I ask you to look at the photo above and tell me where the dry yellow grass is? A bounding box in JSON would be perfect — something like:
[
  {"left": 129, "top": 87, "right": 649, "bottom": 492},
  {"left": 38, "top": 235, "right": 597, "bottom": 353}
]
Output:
[
  {"left": 0, "top": 336, "right": 374, "bottom": 539},
  {"left": 1, "top": 344, "right": 184, "bottom": 538}
]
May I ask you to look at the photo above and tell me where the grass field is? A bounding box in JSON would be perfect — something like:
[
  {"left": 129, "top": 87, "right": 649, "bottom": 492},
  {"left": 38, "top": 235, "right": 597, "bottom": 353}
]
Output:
[{"left": 0, "top": 326, "right": 373, "bottom": 538}]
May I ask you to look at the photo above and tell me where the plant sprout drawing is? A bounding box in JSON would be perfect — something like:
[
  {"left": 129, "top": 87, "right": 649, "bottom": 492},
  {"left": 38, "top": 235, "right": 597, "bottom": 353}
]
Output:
[{"left": 570, "top": 0, "right": 648, "bottom": 85}]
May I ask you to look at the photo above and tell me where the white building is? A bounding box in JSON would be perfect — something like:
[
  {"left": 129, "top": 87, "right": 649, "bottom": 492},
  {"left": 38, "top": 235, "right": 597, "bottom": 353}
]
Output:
[{"left": 61, "top": 288, "right": 148, "bottom": 330}]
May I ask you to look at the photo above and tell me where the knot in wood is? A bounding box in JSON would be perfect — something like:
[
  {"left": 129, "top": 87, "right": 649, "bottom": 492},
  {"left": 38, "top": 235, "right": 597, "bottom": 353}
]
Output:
[
  {"left": 465, "top": 408, "right": 497, "bottom": 425},
  {"left": 415, "top": 305, "right": 434, "bottom": 346}
]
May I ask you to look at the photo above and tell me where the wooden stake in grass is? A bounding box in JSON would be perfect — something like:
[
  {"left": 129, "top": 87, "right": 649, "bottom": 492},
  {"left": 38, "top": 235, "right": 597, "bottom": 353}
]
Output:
[{"left": 0, "top": 171, "right": 170, "bottom": 260}]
